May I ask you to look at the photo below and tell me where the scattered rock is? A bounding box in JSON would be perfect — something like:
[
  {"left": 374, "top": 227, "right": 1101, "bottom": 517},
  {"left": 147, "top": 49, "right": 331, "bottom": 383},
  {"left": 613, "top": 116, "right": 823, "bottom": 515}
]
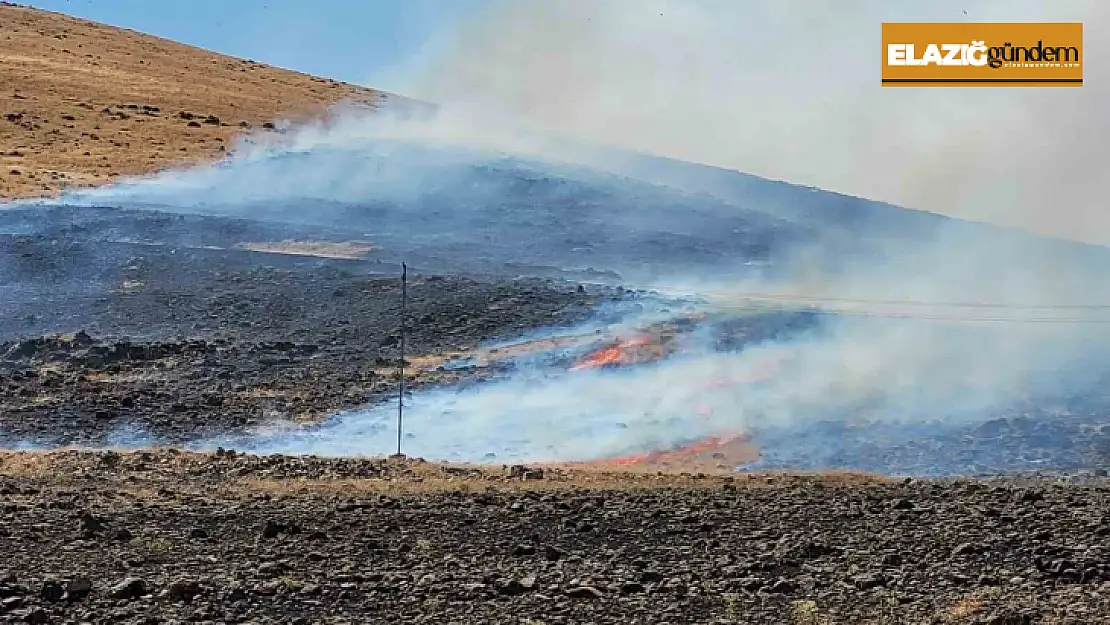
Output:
[
  {"left": 853, "top": 573, "right": 887, "bottom": 590},
  {"left": 65, "top": 578, "right": 92, "bottom": 602},
  {"left": 984, "top": 610, "right": 1035, "bottom": 625},
  {"left": 765, "top": 578, "right": 796, "bottom": 594},
  {"left": 21, "top": 607, "right": 48, "bottom": 624},
  {"left": 565, "top": 586, "right": 604, "bottom": 599},
  {"left": 620, "top": 582, "right": 645, "bottom": 595},
  {"left": 256, "top": 562, "right": 282, "bottom": 578},
  {"left": 261, "top": 519, "right": 296, "bottom": 539},
  {"left": 166, "top": 579, "right": 201, "bottom": 602},
  {"left": 508, "top": 465, "right": 544, "bottom": 480},
  {"left": 38, "top": 580, "right": 64, "bottom": 602},
  {"left": 77, "top": 511, "right": 104, "bottom": 535},
  {"left": 495, "top": 579, "right": 529, "bottom": 596},
  {"left": 952, "top": 542, "right": 978, "bottom": 557},
  {"left": 109, "top": 578, "right": 147, "bottom": 600},
  {"left": 891, "top": 498, "right": 914, "bottom": 510}
]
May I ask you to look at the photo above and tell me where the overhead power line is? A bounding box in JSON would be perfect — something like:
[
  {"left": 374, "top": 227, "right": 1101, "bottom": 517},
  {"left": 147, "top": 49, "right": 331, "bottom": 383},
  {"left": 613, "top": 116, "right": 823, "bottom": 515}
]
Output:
[
  {"left": 710, "top": 291, "right": 1110, "bottom": 310},
  {"left": 710, "top": 301, "right": 1110, "bottom": 324}
]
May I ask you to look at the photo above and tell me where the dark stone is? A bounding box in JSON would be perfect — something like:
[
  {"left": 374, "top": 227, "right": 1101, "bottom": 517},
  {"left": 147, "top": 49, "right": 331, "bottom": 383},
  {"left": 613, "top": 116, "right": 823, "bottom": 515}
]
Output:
[
  {"left": 495, "top": 579, "right": 527, "bottom": 596},
  {"left": 952, "top": 543, "right": 977, "bottom": 557},
  {"left": 261, "top": 520, "right": 283, "bottom": 539},
  {"left": 853, "top": 573, "right": 887, "bottom": 590},
  {"left": 39, "top": 580, "right": 64, "bottom": 602},
  {"left": 167, "top": 579, "right": 201, "bottom": 602},
  {"left": 620, "top": 582, "right": 645, "bottom": 595},
  {"left": 110, "top": 577, "right": 147, "bottom": 600},
  {"left": 765, "top": 578, "right": 796, "bottom": 594},
  {"left": 65, "top": 578, "right": 93, "bottom": 602},
  {"left": 565, "top": 586, "right": 604, "bottom": 599},
  {"left": 78, "top": 511, "right": 104, "bottom": 535}
]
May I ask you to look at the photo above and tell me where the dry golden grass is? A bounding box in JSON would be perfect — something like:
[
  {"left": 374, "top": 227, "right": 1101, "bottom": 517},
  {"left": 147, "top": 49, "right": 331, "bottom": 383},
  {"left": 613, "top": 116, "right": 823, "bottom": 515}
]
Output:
[
  {"left": 237, "top": 240, "right": 375, "bottom": 260},
  {"left": 945, "top": 597, "right": 984, "bottom": 621},
  {"left": 206, "top": 465, "right": 889, "bottom": 498},
  {"left": 407, "top": 354, "right": 458, "bottom": 369},
  {"left": 203, "top": 470, "right": 893, "bottom": 501},
  {"left": 471, "top": 333, "right": 607, "bottom": 366},
  {"left": 939, "top": 589, "right": 1007, "bottom": 623},
  {"left": 0, "top": 4, "right": 384, "bottom": 201},
  {"left": 0, "top": 448, "right": 891, "bottom": 494},
  {"left": 372, "top": 353, "right": 461, "bottom": 383},
  {"left": 83, "top": 368, "right": 166, "bottom": 385},
  {"left": 0, "top": 450, "right": 55, "bottom": 478}
]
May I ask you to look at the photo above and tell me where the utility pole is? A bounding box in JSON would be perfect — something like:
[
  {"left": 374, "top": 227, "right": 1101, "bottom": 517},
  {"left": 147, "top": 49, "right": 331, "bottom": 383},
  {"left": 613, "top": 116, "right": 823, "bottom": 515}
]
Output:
[{"left": 396, "top": 262, "right": 407, "bottom": 458}]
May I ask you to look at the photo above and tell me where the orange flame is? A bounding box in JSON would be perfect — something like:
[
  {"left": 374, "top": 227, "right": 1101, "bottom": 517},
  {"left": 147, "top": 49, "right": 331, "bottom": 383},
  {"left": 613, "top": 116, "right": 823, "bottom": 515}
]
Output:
[
  {"left": 577, "top": 433, "right": 753, "bottom": 467},
  {"left": 569, "top": 333, "right": 666, "bottom": 371}
]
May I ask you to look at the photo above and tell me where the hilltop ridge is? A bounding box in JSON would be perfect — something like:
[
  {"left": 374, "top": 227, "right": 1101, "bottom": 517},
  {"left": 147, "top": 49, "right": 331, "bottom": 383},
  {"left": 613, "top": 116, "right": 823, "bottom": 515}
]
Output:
[{"left": 0, "top": 3, "right": 385, "bottom": 200}]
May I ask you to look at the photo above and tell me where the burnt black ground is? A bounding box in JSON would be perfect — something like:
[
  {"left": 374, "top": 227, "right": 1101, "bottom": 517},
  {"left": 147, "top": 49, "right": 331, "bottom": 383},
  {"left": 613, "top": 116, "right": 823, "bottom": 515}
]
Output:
[
  {"left": 3, "top": 187, "right": 1110, "bottom": 623},
  {"left": 4, "top": 207, "right": 1110, "bottom": 473},
  {"left": 0, "top": 258, "right": 617, "bottom": 446},
  {"left": 746, "top": 409, "right": 1110, "bottom": 477},
  {"left": 0, "top": 203, "right": 633, "bottom": 446}
]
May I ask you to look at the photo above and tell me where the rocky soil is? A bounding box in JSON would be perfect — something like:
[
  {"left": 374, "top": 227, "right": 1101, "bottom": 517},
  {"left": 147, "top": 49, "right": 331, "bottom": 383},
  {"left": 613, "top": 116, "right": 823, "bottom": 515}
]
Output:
[
  {"left": 0, "top": 263, "right": 614, "bottom": 446},
  {"left": 0, "top": 206, "right": 623, "bottom": 448},
  {"left": 2, "top": 195, "right": 1110, "bottom": 624},
  {"left": 2, "top": 450, "right": 1110, "bottom": 624}
]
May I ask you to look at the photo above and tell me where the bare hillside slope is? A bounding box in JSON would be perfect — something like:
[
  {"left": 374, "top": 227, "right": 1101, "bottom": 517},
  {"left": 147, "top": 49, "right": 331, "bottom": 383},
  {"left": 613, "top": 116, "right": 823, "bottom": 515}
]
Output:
[{"left": 0, "top": 3, "right": 384, "bottom": 200}]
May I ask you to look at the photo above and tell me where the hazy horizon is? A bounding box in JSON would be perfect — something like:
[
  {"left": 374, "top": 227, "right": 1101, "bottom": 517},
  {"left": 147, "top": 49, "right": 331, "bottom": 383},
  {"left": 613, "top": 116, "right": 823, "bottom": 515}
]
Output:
[{"left": 23, "top": 0, "right": 1109, "bottom": 245}]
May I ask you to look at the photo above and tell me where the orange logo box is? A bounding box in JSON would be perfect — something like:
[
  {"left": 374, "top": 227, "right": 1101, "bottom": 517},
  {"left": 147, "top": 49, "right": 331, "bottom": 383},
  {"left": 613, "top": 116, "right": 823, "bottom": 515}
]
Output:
[{"left": 881, "top": 22, "right": 1082, "bottom": 87}]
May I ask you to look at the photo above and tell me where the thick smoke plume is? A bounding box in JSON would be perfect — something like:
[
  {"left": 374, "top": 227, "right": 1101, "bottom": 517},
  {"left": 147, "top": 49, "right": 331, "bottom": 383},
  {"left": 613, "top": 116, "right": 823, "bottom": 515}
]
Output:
[
  {"left": 402, "top": 0, "right": 1110, "bottom": 244},
  {"left": 4, "top": 1, "right": 1109, "bottom": 471}
]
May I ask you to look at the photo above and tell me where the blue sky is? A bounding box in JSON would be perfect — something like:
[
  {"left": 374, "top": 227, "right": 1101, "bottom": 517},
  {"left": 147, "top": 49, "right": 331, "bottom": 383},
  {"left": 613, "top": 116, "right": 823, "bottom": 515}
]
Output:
[{"left": 26, "top": 0, "right": 483, "bottom": 92}]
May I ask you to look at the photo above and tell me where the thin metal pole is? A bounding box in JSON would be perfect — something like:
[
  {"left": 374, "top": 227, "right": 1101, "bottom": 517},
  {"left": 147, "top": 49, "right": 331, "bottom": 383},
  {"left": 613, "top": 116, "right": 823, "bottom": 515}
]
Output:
[{"left": 397, "top": 262, "right": 407, "bottom": 457}]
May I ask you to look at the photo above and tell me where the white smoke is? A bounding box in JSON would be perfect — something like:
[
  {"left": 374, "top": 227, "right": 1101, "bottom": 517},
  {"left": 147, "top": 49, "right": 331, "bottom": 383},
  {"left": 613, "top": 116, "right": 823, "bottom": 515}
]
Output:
[
  {"left": 399, "top": 0, "right": 1110, "bottom": 245},
  {"left": 6, "top": 1, "right": 1110, "bottom": 471}
]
